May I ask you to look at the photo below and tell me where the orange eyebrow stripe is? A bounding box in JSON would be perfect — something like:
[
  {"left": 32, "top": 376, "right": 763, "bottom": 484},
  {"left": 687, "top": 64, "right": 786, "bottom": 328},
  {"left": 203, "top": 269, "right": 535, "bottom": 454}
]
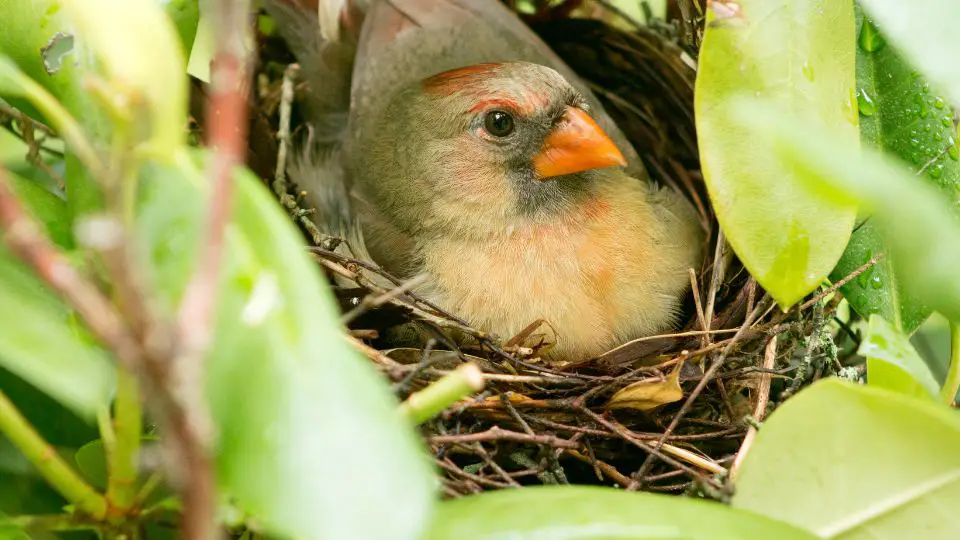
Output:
[
  {"left": 422, "top": 63, "right": 504, "bottom": 95},
  {"left": 468, "top": 98, "right": 521, "bottom": 114}
]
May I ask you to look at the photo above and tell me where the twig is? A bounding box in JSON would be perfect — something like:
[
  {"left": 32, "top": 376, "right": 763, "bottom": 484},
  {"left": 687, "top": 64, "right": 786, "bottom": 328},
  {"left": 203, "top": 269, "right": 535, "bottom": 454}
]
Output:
[
  {"left": 271, "top": 63, "right": 298, "bottom": 199},
  {"left": 730, "top": 334, "right": 777, "bottom": 479},
  {"left": 399, "top": 363, "right": 485, "bottom": 424},
  {"left": 799, "top": 255, "right": 879, "bottom": 312},
  {"left": 175, "top": 1, "right": 253, "bottom": 538},
  {"left": 341, "top": 273, "right": 429, "bottom": 324},
  {"left": 630, "top": 295, "right": 772, "bottom": 488},
  {"left": 577, "top": 407, "right": 723, "bottom": 490},
  {"left": 429, "top": 427, "right": 581, "bottom": 449},
  {"left": 271, "top": 64, "right": 327, "bottom": 245},
  {"left": 703, "top": 230, "right": 731, "bottom": 346},
  {"left": 471, "top": 444, "right": 521, "bottom": 487},
  {"left": 564, "top": 449, "right": 631, "bottom": 488},
  {"left": 917, "top": 144, "right": 952, "bottom": 176}
]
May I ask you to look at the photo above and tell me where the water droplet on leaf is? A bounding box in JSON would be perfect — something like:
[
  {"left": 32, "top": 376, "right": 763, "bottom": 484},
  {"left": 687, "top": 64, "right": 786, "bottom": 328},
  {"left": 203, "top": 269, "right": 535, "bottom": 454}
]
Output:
[{"left": 856, "top": 88, "right": 876, "bottom": 117}]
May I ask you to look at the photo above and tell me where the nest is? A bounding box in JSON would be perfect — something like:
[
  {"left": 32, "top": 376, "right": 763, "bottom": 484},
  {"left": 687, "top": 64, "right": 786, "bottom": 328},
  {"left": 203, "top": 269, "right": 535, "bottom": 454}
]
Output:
[{"left": 233, "top": 0, "right": 852, "bottom": 500}]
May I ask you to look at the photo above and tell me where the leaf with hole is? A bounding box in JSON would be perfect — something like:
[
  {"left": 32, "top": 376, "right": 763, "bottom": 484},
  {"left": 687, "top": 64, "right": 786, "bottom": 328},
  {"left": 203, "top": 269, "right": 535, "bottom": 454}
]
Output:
[
  {"left": 695, "top": 0, "right": 858, "bottom": 309},
  {"left": 733, "top": 378, "right": 960, "bottom": 538}
]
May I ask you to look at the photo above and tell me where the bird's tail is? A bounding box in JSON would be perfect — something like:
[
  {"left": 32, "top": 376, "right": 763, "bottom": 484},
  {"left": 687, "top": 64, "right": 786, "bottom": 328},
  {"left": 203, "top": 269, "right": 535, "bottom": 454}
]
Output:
[{"left": 262, "top": 0, "right": 378, "bottom": 267}]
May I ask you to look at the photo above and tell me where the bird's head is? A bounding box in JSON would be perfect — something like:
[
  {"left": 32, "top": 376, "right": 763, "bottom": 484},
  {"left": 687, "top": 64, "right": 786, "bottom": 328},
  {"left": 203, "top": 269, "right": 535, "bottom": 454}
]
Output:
[{"left": 356, "top": 61, "right": 628, "bottom": 236}]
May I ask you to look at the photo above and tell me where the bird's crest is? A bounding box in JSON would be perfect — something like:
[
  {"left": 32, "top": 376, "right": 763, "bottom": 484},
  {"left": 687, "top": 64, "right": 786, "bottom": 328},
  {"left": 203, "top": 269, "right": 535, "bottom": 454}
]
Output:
[{"left": 422, "top": 63, "right": 505, "bottom": 95}]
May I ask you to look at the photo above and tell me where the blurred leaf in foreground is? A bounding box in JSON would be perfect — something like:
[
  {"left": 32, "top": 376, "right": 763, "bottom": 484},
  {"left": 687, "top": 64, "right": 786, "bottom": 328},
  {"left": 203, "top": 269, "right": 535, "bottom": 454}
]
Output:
[
  {"left": 860, "top": 0, "right": 960, "bottom": 109},
  {"left": 831, "top": 6, "right": 960, "bottom": 333},
  {"left": 733, "top": 378, "right": 960, "bottom": 538},
  {"left": 732, "top": 98, "right": 960, "bottom": 326},
  {"left": 427, "top": 485, "right": 819, "bottom": 540},
  {"left": 134, "top": 154, "right": 433, "bottom": 540},
  {"left": 695, "top": 0, "right": 858, "bottom": 309},
  {"left": 859, "top": 314, "right": 940, "bottom": 400}
]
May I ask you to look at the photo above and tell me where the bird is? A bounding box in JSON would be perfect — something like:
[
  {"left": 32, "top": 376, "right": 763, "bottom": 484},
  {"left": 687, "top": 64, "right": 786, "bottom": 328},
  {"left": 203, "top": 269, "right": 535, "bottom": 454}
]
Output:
[{"left": 264, "top": 0, "right": 705, "bottom": 362}]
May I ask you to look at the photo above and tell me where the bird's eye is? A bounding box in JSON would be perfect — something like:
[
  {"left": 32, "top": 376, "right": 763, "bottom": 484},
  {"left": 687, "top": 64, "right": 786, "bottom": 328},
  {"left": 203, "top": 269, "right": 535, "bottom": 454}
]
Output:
[{"left": 483, "top": 110, "right": 515, "bottom": 137}]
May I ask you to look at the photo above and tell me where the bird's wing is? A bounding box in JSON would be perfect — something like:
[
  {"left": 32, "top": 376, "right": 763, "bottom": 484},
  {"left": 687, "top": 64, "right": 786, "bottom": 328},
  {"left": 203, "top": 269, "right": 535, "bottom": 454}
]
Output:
[{"left": 263, "top": 0, "right": 389, "bottom": 279}]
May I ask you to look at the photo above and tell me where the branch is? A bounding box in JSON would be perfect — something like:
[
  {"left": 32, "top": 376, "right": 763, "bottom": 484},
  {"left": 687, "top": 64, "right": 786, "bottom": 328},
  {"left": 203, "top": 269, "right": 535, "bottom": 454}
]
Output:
[
  {"left": 175, "top": 1, "right": 253, "bottom": 538},
  {"left": 0, "top": 390, "right": 107, "bottom": 518},
  {"left": 399, "top": 363, "right": 484, "bottom": 424}
]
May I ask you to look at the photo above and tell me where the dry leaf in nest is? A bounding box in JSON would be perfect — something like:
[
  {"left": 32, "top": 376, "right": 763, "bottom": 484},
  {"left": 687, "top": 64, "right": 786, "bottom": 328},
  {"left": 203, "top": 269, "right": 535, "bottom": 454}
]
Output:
[
  {"left": 606, "top": 365, "right": 683, "bottom": 411},
  {"left": 504, "top": 318, "right": 558, "bottom": 361}
]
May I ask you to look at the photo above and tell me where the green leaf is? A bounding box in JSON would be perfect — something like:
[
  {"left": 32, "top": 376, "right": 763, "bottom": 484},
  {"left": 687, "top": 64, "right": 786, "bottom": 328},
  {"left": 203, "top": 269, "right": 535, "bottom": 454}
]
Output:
[
  {"left": 859, "top": 0, "right": 960, "bottom": 109},
  {"left": 0, "top": 1, "right": 95, "bottom": 124},
  {"left": 134, "top": 153, "right": 434, "bottom": 540},
  {"left": 426, "top": 486, "right": 819, "bottom": 540},
  {"left": 695, "top": 0, "right": 858, "bottom": 309},
  {"left": 157, "top": 0, "right": 200, "bottom": 55},
  {"left": 860, "top": 314, "right": 940, "bottom": 400},
  {"left": 5, "top": 173, "right": 71, "bottom": 249},
  {"left": 0, "top": 252, "right": 114, "bottom": 419},
  {"left": 72, "top": 440, "right": 107, "bottom": 491},
  {"left": 733, "top": 378, "right": 960, "bottom": 538},
  {"left": 831, "top": 7, "right": 960, "bottom": 333},
  {"left": 732, "top": 99, "right": 960, "bottom": 324}
]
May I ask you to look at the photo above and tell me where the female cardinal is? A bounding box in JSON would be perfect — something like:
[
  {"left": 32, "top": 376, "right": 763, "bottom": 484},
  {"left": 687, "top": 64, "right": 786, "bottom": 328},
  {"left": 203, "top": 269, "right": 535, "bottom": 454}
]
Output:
[{"left": 267, "top": 0, "right": 705, "bottom": 361}]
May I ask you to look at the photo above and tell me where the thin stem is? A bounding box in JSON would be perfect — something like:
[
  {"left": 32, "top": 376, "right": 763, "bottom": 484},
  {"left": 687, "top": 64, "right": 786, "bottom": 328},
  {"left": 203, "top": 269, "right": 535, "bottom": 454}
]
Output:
[
  {"left": 940, "top": 320, "right": 960, "bottom": 406},
  {"left": 399, "top": 363, "right": 484, "bottom": 424},
  {"left": 0, "top": 514, "right": 100, "bottom": 532},
  {"left": 0, "top": 390, "right": 107, "bottom": 518},
  {"left": 107, "top": 366, "right": 142, "bottom": 512}
]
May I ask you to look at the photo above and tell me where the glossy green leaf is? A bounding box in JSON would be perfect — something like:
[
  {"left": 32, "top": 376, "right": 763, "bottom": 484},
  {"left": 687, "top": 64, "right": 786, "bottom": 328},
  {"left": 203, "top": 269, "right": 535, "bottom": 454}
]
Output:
[
  {"left": 427, "top": 486, "right": 818, "bottom": 540},
  {"left": 860, "top": 314, "right": 940, "bottom": 400},
  {"left": 733, "top": 99, "right": 960, "bottom": 324},
  {"left": 733, "top": 378, "right": 960, "bottom": 538},
  {"left": 134, "top": 153, "right": 433, "bottom": 540},
  {"left": 859, "top": 0, "right": 960, "bottom": 109},
  {"left": 0, "top": 249, "right": 113, "bottom": 419},
  {"left": 695, "top": 0, "right": 858, "bottom": 309},
  {"left": 831, "top": 7, "right": 960, "bottom": 333}
]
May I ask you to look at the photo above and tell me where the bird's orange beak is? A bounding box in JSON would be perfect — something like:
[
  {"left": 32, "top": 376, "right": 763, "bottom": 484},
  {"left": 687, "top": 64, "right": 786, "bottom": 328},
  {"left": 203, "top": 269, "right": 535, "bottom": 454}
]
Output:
[{"left": 533, "top": 107, "right": 627, "bottom": 180}]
